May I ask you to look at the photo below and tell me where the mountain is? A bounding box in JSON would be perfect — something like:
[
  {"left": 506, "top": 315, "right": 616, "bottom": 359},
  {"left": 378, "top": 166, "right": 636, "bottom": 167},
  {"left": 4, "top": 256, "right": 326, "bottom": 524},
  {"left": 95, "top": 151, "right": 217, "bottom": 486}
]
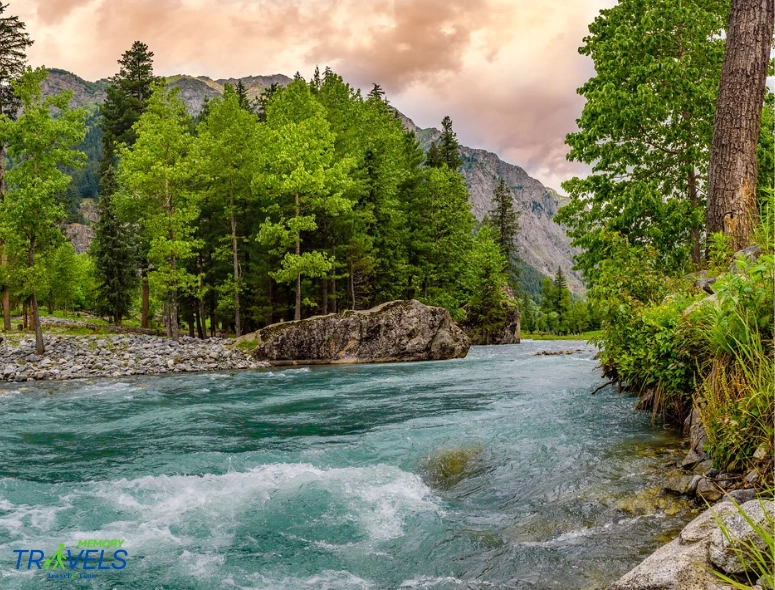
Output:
[{"left": 43, "top": 69, "right": 582, "bottom": 293}]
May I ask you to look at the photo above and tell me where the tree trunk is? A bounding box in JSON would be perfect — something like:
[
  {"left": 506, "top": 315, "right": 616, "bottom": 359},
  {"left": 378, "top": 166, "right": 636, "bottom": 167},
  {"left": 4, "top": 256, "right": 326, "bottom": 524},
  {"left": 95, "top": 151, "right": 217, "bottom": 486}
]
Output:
[
  {"left": 266, "top": 278, "right": 273, "bottom": 326},
  {"left": 1, "top": 247, "right": 9, "bottom": 331},
  {"left": 322, "top": 278, "right": 328, "bottom": 315},
  {"left": 23, "top": 300, "right": 28, "bottom": 330},
  {"left": 164, "top": 302, "right": 171, "bottom": 338},
  {"left": 687, "top": 167, "right": 701, "bottom": 265},
  {"left": 28, "top": 248, "right": 44, "bottom": 354},
  {"left": 705, "top": 0, "right": 774, "bottom": 249},
  {"left": 141, "top": 270, "right": 150, "bottom": 328},
  {"left": 331, "top": 278, "right": 337, "bottom": 313},
  {"left": 349, "top": 263, "right": 356, "bottom": 310},
  {"left": 196, "top": 298, "right": 205, "bottom": 339},
  {"left": 231, "top": 194, "right": 241, "bottom": 336},
  {"left": 294, "top": 193, "right": 301, "bottom": 321},
  {"left": 188, "top": 301, "right": 195, "bottom": 338}
]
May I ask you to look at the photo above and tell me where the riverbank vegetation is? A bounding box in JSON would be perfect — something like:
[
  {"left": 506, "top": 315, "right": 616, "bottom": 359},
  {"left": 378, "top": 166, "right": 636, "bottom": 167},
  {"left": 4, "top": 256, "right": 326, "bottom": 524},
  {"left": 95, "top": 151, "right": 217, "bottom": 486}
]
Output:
[{"left": 558, "top": 0, "right": 774, "bottom": 481}]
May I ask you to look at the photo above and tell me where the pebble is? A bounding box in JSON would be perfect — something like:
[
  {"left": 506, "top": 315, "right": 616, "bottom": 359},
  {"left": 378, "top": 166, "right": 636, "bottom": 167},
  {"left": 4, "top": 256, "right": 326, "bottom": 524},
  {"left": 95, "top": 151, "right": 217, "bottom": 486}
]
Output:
[{"left": 0, "top": 334, "right": 267, "bottom": 382}]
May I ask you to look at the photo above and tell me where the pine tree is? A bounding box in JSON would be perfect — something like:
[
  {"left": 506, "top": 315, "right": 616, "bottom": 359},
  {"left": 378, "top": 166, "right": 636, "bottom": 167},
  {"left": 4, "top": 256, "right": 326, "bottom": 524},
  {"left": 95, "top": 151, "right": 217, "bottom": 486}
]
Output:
[
  {"left": 0, "top": 3, "right": 33, "bottom": 331},
  {"left": 97, "top": 41, "right": 157, "bottom": 326},
  {"left": 367, "top": 83, "right": 386, "bottom": 103},
  {"left": 486, "top": 177, "right": 520, "bottom": 284},
  {"left": 425, "top": 142, "right": 442, "bottom": 168},
  {"left": 255, "top": 82, "right": 281, "bottom": 122},
  {"left": 438, "top": 115, "right": 463, "bottom": 170},
  {"left": 90, "top": 192, "right": 138, "bottom": 325},
  {"left": 235, "top": 80, "right": 251, "bottom": 111}
]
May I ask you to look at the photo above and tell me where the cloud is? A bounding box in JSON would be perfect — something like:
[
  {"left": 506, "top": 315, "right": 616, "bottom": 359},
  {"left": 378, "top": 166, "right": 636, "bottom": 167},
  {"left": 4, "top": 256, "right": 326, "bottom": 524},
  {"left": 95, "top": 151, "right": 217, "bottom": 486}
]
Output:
[{"left": 13, "top": 0, "right": 609, "bottom": 189}]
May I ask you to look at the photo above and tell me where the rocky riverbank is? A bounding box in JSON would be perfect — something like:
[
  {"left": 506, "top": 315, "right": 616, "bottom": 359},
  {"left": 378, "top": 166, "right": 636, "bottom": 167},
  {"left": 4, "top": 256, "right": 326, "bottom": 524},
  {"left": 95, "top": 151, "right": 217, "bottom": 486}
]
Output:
[
  {"left": 0, "top": 334, "right": 267, "bottom": 382},
  {"left": 608, "top": 495, "right": 774, "bottom": 590}
]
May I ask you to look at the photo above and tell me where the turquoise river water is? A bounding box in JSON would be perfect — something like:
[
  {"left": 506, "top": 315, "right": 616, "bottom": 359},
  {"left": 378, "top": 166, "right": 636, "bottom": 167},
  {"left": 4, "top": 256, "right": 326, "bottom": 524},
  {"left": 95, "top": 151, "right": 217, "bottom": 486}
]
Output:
[{"left": 0, "top": 341, "right": 694, "bottom": 589}]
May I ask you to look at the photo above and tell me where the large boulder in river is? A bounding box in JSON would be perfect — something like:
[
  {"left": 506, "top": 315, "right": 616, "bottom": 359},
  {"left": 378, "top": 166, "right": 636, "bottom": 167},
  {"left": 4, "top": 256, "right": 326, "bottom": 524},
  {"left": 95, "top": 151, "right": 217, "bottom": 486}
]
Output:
[{"left": 239, "top": 300, "right": 470, "bottom": 365}]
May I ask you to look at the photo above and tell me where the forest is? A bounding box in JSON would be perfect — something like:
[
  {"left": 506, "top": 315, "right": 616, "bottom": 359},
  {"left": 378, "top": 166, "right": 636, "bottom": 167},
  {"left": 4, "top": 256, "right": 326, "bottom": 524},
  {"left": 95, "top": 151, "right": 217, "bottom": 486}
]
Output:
[{"left": 0, "top": 19, "right": 593, "bottom": 353}]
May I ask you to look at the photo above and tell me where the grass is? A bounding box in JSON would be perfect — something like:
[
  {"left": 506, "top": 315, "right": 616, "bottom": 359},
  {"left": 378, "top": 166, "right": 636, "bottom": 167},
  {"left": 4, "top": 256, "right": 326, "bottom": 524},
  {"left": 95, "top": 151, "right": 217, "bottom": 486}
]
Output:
[{"left": 521, "top": 330, "right": 601, "bottom": 341}]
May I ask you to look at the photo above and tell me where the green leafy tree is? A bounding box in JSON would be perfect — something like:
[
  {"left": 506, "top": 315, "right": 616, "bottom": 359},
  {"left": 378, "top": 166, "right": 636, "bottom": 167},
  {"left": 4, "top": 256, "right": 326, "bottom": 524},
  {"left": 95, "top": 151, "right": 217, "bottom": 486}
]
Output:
[
  {"left": 195, "top": 85, "right": 262, "bottom": 335},
  {"left": 486, "top": 177, "right": 520, "bottom": 285},
  {"left": 117, "top": 83, "right": 200, "bottom": 341},
  {"left": 0, "top": 68, "right": 86, "bottom": 353},
  {"left": 556, "top": 0, "right": 727, "bottom": 280},
  {"left": 0, "top": 2, "right": 33, "bottom": 331},
  {"left": 257, "top": 79, "right": 354, "bottom": 320}
]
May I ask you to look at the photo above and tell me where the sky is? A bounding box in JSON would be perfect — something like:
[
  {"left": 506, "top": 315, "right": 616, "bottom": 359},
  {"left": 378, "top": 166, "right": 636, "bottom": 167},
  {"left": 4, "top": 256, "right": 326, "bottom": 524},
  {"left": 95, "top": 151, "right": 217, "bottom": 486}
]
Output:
[{"left": 15, "top": 0, "right": 613, "bottom": 191}]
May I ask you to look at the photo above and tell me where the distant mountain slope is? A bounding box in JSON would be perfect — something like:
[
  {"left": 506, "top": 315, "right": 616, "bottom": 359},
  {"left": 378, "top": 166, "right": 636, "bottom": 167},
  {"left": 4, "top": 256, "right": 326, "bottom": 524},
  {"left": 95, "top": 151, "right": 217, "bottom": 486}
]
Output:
[{"left": 43, "top": 69, "right": 581, "bottom": 293}]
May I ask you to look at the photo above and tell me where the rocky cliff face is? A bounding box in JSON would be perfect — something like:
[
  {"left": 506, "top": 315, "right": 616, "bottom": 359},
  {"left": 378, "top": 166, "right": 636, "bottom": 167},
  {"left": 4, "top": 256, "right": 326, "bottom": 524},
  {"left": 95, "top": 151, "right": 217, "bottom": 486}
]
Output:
[
  {"left": 239, "top": 299, "right": 470, "bottom": 365},
  {"left": 45, "top": 69, "right": 580, "bottom": 290},
  {"left": 409, "top": 118, "right": 582, "bottom": 292}
]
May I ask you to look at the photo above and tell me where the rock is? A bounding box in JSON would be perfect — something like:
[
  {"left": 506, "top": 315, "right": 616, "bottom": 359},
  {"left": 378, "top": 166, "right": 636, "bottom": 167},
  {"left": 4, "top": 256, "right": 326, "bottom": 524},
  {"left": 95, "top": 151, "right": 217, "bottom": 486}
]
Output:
[
  {"left": 723, "top": 489, "right": 756, "bottom": 505},
  {"left": 728, "top": 245, "right": 761, "bottom": 273},
  {"left": 753, "top": 446, "right": 768, "bottom": 461},
  {"left": 695, "top": 276, "right": 717, "bottom": 295},
  {"left": 694, "top": 460, "right": 714, "bottom": 475},
  {"left": 606, "top": 530, "right": 728, "bottom": 590},
  {"left": 241, "top": 300, "right": 470, "bottom": 365},
  {"left": 680, "top": 449, "right": 706, "bottom": 469},
  {"left": 664, "top": 470, "right": 701, "bottom": 496},
  {"left": 696, "top": 478, "right": 725, "bottom": 503},
  {"left": 682, "top": 409, "right": 708, "bottom": 465},
  {"left": 745, "top": 470, "right": 761, "bottom": 485},
  {"left": 608, "top": 500, "right": 772, "bottom": 590},
  {"left": 709, "top": 500, "right": 774, "bottom": 575},
  {"left": 683, "top": 293, "right": 717, "bottom": 316}
]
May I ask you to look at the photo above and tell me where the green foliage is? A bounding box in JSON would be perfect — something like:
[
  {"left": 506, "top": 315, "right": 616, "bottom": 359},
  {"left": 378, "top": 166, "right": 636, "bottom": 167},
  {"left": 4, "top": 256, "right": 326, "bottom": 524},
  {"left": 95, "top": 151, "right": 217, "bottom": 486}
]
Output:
[
  {"left": 0, "top": 3, "right": 33, "bottom": 120},
  {"left": 556, "top": 0, "right": 728, "bottom": 281},
  {"left": 486, "top": 178, "right": 520, "bottom": 285},
  {"left": 116, "top": 82, "right": 201, "bottom": 337},
  {"left": 464, "top": 226, "right": 508, "bottom": 341}
]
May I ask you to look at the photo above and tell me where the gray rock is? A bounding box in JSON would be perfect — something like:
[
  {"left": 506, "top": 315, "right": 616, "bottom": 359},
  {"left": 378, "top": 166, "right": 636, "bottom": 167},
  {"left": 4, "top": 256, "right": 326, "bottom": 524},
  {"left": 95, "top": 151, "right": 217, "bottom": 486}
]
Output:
[
  {"left": 241, "top": 300, "right": 470, "bottom": 365},
  {"left": 694, "top": 460, "right": 714, "bottom": 475},
  {"left": 664, "top": 471, "right": 701, "bottom": 496},
  {"left": 728, "top": 245, "right": 761, "bottom": 274},
  {"left": 696, "top": 478, "right": 725, "bottom": 503},
  {"left": 709, "top": 500, "right": 774, "bottom": 575},
  {"left": 723, "top": 489, "right": 757, "bottom": 505}
]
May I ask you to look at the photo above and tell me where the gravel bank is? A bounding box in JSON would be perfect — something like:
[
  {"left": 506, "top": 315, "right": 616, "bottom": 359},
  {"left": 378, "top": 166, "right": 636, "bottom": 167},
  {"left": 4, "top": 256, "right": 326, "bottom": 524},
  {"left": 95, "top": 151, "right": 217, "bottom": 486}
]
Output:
[{"left": 0, "top": 334, "right": 267, "bottom": 382}]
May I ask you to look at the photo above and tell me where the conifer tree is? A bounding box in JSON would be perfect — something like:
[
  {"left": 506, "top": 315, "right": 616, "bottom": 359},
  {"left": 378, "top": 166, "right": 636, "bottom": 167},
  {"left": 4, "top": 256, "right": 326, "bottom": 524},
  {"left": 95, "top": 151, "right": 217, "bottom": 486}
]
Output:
[
  {"left": 486, "top": 177, "right": 520, "bottom": 284},
  {"left": 196, "top": 85, "right": 261, "bottom": 336},
  {"left": 96, "top": 41, "right": 157, "bottom": 326},
  {"left": 234, "top": 80, "right": 251, "bottom": 111},
  {"left": 438, "top": 115, "right": 463, "bottom": 170},
  {"left": 0, "top": 2, "right": 32, "bottom": 331},
  {"left": 425, "top": 142, "right": 443, "bottom": 168}
]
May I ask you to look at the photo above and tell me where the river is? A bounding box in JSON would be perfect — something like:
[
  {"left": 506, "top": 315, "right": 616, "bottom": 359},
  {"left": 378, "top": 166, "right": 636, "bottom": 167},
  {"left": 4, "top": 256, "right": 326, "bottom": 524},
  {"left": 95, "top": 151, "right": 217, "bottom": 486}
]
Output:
[{"left": 0, "top": 341, "right": 693, "bottom": 589}]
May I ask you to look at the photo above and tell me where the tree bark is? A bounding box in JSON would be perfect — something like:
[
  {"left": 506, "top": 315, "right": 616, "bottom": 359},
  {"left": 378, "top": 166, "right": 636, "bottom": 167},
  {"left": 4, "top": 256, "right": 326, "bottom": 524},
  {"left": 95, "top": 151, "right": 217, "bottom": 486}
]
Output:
[
  {"left": 28, "top": 247, "right": 44, "bottom": 354},
  {"left": 349, "top": 262, "right": 356, "bottom": 310},
  {"left": 2, "top": 247, "right": 10, "bottom": 331},
  {"left": 322, "top": 278, "right": 328, "bottom": 315},
  {"left": 230, "top": 190, "right": 241, "bottom": 336},
  {"left": 687, "top": 167, "right": 701, "bottom": 265},
  {"left": 706, "top": 0, "right": 774, "bottom": 250},
  {"left": 331, "top": 278, "right": 337, "bottom": 313},
  {"left": 294, "top": 192, "right": 301, "bottom": 321},
  {"left": 141, "top": 270, "right": 150, "bottom": 328},
  {"left": 23, "top": 300, "right": 28, "bottom": 330}
]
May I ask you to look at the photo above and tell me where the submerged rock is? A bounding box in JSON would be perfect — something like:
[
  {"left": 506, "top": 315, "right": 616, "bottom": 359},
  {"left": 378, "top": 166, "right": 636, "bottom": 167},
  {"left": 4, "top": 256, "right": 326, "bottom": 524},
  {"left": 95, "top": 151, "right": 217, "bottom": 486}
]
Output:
[{"left": 240, "top": 300, "right": 470, "bottom": 365}]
